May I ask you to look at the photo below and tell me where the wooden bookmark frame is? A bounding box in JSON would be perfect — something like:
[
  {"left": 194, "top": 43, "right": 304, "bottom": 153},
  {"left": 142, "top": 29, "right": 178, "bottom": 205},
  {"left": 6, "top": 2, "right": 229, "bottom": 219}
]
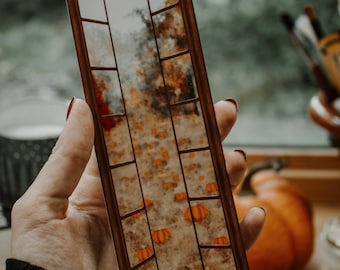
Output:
[{"left": 66, "top": 0, "right": 248, "bottom": 269}]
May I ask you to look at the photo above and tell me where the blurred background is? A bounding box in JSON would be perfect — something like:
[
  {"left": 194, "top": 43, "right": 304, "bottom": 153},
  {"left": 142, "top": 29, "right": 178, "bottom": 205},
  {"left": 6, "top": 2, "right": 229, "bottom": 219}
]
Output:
[
  {"left": 1, "top": 2, "right": 340, "bottom": 268},
  {"left": 0, "top": 0, "right": 339, "bottom": 147}
]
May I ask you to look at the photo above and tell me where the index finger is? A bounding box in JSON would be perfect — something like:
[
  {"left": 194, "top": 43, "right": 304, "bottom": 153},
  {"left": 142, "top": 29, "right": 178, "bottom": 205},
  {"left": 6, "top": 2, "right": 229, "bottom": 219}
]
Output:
[{"left": 214, "top": 99, "right": 238, "bottom": 141}]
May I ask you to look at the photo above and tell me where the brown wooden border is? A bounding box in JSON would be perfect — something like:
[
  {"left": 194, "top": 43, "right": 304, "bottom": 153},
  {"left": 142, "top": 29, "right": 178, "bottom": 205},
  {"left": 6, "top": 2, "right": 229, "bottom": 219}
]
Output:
[
  {"left": 66, "top": 0, "right": 249, "bottom": 268},
  {"left": 180, "top": 0, "right": 249, "bottom": 269},
  {"left": 65, "top": 0, "right": 131, "bottom": 268}
]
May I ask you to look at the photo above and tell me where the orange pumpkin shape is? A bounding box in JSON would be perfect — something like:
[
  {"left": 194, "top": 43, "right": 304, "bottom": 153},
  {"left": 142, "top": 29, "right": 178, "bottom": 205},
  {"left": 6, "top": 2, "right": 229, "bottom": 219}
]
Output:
[
  {"left": 205, "top": 182, "right": 218, "bottom": 193},
  {"left": 184, "top": 203, "right": 209, "bottom": 222},
  {"left": 175, "top": 192, "right": 187, "bottom": 202},
  {"left": 235, "top": 169, "right": 314, "bottom": 270},
  {"left": 212, "top": 236, "right": 230, "bottom": 246},
  {"left": 212, "top": 236, "right": 230, "bottom": 252},
  {"left": 152, "top": 228, "right": 172, "bottom": 244},
  {"left": 136, "top": 246, "right": 154, "bottom": 262}
]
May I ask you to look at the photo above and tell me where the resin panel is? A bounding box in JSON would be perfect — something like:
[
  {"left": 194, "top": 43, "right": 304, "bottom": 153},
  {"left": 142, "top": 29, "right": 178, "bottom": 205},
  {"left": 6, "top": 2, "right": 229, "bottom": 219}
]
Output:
[{"left": 66, "top": 0, "right": 248, "bottom": 269}]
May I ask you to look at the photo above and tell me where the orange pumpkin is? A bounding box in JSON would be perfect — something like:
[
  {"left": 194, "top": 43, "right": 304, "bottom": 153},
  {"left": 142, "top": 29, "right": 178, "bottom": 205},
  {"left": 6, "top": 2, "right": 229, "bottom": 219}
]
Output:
[
  {"left": 152, "top": 228, "right": 172, "bottom": 244},
  {"left": 234, "top": 168, "right": 314, "bottom": 270},
  {"left": 212, "top": 236, "right": 230, "bottom": 246},
  {"left": 136, "top": 246, "right": 154, "bottom": 262},
  {"left": 212, "top": 236, "right": 230, "bottom": 252},
  {"left": 175, "top": 192, "right": 187, "bottom": 202},
  {"left": 205, "top": 182, "right": 218, "bottom": 193},
  {"left": 184, "top": 203, "right": 209, "bottom": 222}
]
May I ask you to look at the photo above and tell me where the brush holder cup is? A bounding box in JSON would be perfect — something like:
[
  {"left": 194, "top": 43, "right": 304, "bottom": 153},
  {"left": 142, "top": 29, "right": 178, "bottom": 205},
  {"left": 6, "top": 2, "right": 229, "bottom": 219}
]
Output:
[
  {"left": 0, "top": 98, "right": 67, "bottom": 226},
  {"left": 308, "top": 93, "right": 340, "bottom": 147},
  {"left": 318, "top": 31, "right": 340, "bottom": 96}
]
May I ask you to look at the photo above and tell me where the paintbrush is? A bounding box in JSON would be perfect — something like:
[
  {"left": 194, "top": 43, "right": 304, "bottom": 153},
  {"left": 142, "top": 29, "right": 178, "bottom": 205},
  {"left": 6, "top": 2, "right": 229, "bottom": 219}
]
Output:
[
  {"left": 294, "top": 13, "right": 329, "bottom": 78},
  {"left": 280, "top": 12, "right": 338, "bottom": 103},
  {"left": 280, "top": 12, "right": 315, "bottom": 64},
  {"left": 295, "top": 14, "right": 318, "bottom": 46},
  {"left": 304, "top": 4, "right": 324, "bottom": 40}
]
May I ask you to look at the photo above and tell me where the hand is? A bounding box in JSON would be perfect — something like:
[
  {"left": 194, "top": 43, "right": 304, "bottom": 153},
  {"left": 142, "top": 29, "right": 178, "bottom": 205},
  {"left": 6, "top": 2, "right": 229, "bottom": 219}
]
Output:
[
  {"left": 215, "top": 99, "right": 266, "bottom": 250},
  {"left": 10, "top": 98, "right": 265, "bottom": 269}
]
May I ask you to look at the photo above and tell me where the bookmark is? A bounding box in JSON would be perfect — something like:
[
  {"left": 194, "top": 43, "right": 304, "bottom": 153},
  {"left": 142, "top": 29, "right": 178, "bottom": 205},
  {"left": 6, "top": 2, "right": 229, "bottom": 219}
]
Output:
[{"left": 66, "top": 0, "right": 248, "bottom": 269}]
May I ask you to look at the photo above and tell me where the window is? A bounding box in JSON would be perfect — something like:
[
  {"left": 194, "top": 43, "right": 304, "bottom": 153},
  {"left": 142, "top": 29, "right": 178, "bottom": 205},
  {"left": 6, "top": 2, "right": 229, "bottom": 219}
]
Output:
[{"left": 194, "top": 0, "right": 339, "bottom": 147}]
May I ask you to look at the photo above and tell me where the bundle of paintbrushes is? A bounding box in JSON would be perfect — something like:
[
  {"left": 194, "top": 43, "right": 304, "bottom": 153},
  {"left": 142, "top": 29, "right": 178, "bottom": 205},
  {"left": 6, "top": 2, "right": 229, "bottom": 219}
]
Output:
[{"left": 280, "top": 3, "right": 340, "bottom": 105}]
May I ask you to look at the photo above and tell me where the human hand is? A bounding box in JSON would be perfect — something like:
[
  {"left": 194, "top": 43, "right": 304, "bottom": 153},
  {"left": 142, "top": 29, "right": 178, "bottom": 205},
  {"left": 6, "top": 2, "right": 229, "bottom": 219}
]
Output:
[
  {"left": 215, "top": 99, "right": 266, "bottom": 250},
  {"left": 10, "top": 98, "right": 265, "bottom": 269},
  {"left": 10, "top": 98, "right": 117, "bottom": 269}
]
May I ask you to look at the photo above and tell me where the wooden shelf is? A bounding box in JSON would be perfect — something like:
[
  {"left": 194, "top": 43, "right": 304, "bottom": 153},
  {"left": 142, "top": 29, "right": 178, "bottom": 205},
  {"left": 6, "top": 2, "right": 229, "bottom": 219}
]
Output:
[{"left": 224, "top": 147, "right": 340, "bottom": 203}]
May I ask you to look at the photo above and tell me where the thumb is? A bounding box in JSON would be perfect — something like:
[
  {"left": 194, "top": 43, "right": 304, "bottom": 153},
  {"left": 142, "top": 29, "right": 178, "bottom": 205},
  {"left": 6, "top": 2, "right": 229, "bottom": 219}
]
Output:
[
  {"left": 240, "top": 207, "right": 266, "bottom": 250},
  {"left": 26, "top": 98, "right": 95, "bottom": 199}
]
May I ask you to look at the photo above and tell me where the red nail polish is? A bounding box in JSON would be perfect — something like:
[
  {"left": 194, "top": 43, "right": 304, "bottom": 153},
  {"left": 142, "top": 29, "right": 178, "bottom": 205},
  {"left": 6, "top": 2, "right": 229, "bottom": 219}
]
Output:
[
  {"left": 224, "top": 98, "right": 239, "bottom": 112},
  {"left": 66, "top": 97, "right": 76, "bottom": 120},
  {"left": 234, "top": 149, "right": 247, "bottom": 162}
]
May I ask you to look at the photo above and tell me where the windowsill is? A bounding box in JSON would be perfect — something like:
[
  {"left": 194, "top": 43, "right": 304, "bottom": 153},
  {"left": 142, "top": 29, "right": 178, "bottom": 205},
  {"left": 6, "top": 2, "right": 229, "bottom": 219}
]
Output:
[
  {"left": 223, "top": 115, "right": 331, "bottom": 148},
  {"left": 220, "top": 146, "right": 340, "bottom": 268},
  {"left": 224, "top": 146, "right": 340, "bottom": 203}
]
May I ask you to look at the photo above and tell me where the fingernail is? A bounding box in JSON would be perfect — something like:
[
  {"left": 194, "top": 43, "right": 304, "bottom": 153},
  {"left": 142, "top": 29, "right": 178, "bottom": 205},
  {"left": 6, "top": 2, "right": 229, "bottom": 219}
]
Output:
[
  {"left": 234, "top": 149, "right": 247, "bottom": 162},
  {"left": 224, "top": 98, "right": 239, "bottom": 112},
  {"left": 258, "top": 207, "right": 267, "bottom": 217},
  {"left": 66, "top": 97, "right": 76, "bottom": 120}
]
